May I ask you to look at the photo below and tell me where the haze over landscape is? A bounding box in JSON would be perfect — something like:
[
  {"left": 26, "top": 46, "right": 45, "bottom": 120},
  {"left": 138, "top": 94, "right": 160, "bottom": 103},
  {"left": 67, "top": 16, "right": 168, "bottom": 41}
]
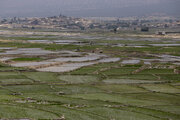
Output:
[
  {"left": 0, "top": 0, "right": 180, "bottom": 18},
  {"left": 0, "top": 0, "right": 180, "bottom": 120}
]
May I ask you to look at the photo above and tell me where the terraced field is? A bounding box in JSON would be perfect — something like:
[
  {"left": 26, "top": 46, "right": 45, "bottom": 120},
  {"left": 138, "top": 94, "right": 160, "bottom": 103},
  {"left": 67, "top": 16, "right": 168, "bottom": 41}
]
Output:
[{"left": 0, "top": 29, "right": 180, "bottom": 120}]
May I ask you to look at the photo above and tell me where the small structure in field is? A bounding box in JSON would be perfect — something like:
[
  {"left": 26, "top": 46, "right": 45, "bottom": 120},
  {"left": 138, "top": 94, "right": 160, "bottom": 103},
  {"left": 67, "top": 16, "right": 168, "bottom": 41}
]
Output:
[
  {"left": 141, "top": 27, "right": 149, "bottom": 32},
  {"left": 156, "top": 31, "right": 166, "bottom": 35}
]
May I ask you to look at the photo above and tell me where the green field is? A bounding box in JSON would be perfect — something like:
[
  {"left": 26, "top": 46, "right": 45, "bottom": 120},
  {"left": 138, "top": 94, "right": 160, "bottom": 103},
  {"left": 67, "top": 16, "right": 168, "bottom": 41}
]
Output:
[{"left": 0, "top": 29, "right": 179, "bottom": 120}]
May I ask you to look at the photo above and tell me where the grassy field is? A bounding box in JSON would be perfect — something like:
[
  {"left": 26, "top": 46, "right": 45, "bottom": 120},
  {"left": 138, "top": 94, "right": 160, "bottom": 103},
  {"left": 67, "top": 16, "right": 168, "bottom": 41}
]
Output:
[
  {"left": 11, "top": 57, "right": 43, "bottom": 61},
  {"left": 0, "top": 29, "right": 179, "bottom": 120}
]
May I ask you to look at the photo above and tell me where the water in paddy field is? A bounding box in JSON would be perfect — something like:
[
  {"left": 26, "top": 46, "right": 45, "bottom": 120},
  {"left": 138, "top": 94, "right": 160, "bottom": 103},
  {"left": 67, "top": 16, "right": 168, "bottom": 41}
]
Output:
[{"left": 121, "top": 60, "right": 140, "bottom": 64}]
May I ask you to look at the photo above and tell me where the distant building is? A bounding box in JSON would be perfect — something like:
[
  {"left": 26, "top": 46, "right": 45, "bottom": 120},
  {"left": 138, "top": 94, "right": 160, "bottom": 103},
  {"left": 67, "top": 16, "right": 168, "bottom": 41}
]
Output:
[
  {"left": 156, "top": 31, "right": 166, "bottom": 35},
  {"left": 141, "top": 27, "right": 149, "bottom": 32}
]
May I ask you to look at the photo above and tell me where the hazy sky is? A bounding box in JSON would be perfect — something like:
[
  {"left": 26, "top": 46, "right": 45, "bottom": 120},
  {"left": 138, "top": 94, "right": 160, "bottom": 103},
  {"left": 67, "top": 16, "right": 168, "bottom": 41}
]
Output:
[{"left": 0, "top": 0, "right": 179, "bottom": 18}]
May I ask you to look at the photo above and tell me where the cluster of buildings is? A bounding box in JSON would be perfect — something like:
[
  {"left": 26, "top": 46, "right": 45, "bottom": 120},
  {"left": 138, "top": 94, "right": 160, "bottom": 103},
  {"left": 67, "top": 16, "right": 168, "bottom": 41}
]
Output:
[
  {"left": 0, "top": 15, "right": 179, "bottom": 31},
  {"left": 99, "top": 16, "right": 180, "bottom": 31},
  {"left": 0, "top": 15, "right": 92, "bottom": 30}
]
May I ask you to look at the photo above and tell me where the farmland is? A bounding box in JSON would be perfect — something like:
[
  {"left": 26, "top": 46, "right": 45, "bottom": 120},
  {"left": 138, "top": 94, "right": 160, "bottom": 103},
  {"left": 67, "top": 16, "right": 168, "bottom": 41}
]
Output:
[{"left": 0, "top": 28, "right": 180, "bottom": 120}]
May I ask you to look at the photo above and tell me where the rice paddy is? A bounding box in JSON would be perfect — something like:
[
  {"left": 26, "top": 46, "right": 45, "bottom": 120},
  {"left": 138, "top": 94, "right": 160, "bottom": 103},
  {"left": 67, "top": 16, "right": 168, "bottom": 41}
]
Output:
[{"left": 0, "top": 29, "right": 179, "bottom": 119}]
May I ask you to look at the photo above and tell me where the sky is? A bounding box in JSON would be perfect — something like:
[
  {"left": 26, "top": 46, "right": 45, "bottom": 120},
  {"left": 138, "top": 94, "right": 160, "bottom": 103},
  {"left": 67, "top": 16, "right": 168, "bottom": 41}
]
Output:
[{"left": 0, "top": 0, "right": 180, "bottom": 18}]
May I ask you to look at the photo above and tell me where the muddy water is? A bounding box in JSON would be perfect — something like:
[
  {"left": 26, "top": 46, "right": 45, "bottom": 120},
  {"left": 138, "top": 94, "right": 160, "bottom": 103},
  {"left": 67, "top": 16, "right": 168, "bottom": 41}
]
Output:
[
  {"left": 159, "top": 55, "right": 180, "bottom": 62},
  {"left": 0, "top": 48, "right": 57, "bottom": 56},
  {"left": 121, "top": 60, "right": 140, "bottom": 64},
  {"left": 0, "top": 47, "right": 16, "bottom": 50},
  {"left": 98, "top": 58, "right": 120, "bottom": 63},
  {"left": 37, "top": 57, "right": 120, "bottom": 72},
  {"left": 49, "top": 53, "right": 105, "bottom": 62},
  {"left": 28, "top": 40, "right": 53, "bottom": 44},
  {"left": 53, "top": 40, "right": 79, "bottom": 43},
  {"left": 28, "top": 40, "right": 81, "bottom": 45},
  {"left": 140, "top": 54, "right": 180, "bottom": 64},
  {"left": 58, "top": 50, "right": 84, "bottom": 57},
  {"left": 37, "top": 62, "right": 96, "bottom": 72},
  {"left": 10, "top": 61, "right": 55, "bottom": 67},
  {"left": 0, "top": 46, "right": 120, "bottom": 72},
  {"left": 150, "top": 44, "right": 180, "bottom": 47}
]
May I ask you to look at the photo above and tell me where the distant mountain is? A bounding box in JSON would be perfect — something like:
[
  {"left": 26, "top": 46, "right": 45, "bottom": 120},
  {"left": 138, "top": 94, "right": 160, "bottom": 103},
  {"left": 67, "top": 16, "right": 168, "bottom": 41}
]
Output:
[{"left": 0, "top": 0, "right": 179, "bottom": 17}]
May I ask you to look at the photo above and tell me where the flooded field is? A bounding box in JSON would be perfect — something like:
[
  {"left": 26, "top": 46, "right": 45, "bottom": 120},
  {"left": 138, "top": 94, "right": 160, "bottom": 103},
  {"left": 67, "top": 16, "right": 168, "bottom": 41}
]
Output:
[
  {"left": 149, "top": 44, "right": 180, "bottom": 47},
  {"left": 98, "top": 58, "right": 120, "bottom": 63},
  {"left": 0, "top": 47, "right": 16, "bottom": 50},
  {"left": 140, "top": 54, "right": 180, "bottom": 64},
  {"left": 0, "top": 29, "right": 179, "bottom": 120},
  {"left": 49, "top": 53, "right": 105, "bottom": 62},
  {"left": 0, "top": 48, "right": 57, "bottom": 56},
  {"left": 10, "top": 61, "right": 56, "bottom": 67},
  {"left": 37, "top": 62, "right": 96, "bottom": 72},
  {"left": 0, "top": 47, "right": 120, "bottom": 72},
  {"left": 28, "top": 39, "right": 84, "bottom": 45},
  {"left": 121, "top": 59, "right": 140, "bottom": 64}
]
